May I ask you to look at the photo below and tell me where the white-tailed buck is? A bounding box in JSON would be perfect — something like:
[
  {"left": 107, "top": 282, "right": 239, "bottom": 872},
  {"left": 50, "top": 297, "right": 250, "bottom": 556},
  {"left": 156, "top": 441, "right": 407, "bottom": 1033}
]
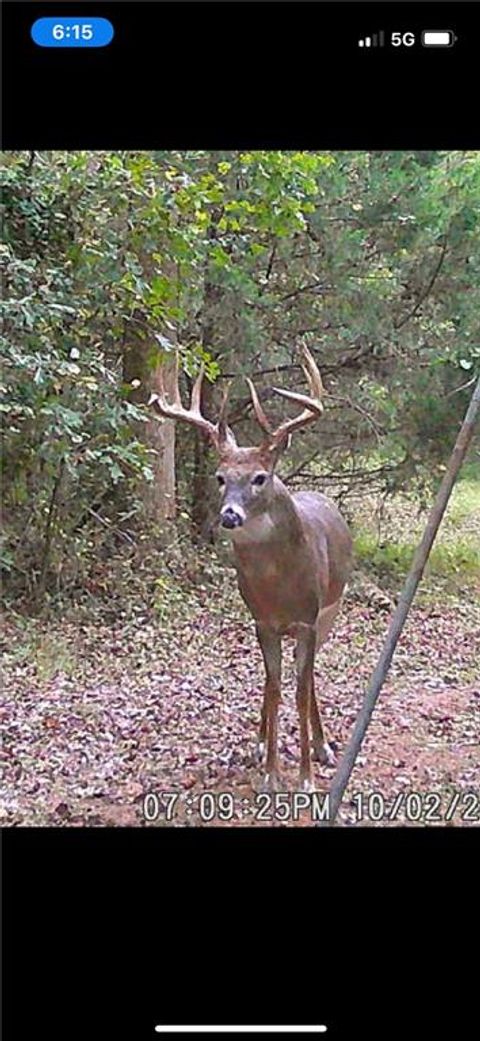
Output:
[{"left": 150, "top": 346, "right": 352, "bottom": 791}]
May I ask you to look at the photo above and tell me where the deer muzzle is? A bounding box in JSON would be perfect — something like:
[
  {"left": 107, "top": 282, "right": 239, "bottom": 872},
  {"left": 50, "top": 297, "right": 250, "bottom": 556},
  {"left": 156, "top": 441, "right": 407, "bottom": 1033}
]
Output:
[{"left": 220, "top": 505, "right": 246, "bottom": 529}]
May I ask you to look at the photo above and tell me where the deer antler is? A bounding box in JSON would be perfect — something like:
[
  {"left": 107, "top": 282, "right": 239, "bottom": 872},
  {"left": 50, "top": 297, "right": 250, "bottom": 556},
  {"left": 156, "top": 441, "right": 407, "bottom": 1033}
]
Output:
[
  {"left": 247, "top": 345, "right": 325, "bottom": 449},
  {"left": 245, "top": 376, "right": 273, "bottom": 436},
  {"left": 149, "top": 360, "right": 237, "bottom": 451}
]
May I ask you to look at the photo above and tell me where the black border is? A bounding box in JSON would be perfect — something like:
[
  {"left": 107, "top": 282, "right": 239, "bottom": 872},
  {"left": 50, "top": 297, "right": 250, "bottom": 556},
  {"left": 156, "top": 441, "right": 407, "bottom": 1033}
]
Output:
[
  {"left": 3, "top": 827, "right": 479, "bottom": 1039},
  {"left": 2, "top": 2, "right": 480, "bottom": 149}
]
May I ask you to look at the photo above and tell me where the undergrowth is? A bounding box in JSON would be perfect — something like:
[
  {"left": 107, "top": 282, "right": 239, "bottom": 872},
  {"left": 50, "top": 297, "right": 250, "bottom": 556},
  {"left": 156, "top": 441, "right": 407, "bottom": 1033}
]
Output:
[{"left": 353, "top": 468, "right": 480, "bottom": 594}]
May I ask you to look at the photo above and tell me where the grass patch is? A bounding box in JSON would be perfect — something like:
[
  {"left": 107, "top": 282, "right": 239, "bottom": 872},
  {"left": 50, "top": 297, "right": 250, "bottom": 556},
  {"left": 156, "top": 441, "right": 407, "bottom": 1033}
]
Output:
[
  {"left": 7, "top": 628, "right": 78, "bottom": 682},
  {"left": 354, "top": 531, "right": 480, "bottom": 585},
  {"left": 353, "top": 468, "right": 480, "bottom": 592},
  {"left": 445, "top": 477, "right": 480, "bottom": 523}
]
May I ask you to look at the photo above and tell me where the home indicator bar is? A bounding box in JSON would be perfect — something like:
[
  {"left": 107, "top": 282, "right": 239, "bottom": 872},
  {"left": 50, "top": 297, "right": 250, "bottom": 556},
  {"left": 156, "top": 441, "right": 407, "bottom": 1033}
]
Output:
[{"left": 154, "top": 1029, "right": 328, "bottom": 1035}]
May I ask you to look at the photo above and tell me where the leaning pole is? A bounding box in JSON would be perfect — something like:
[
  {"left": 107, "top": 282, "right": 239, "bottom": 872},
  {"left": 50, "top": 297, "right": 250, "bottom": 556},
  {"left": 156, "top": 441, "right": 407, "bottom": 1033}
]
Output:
[{"left": 323, "top": 375, "right": 480, "bottom": 827}]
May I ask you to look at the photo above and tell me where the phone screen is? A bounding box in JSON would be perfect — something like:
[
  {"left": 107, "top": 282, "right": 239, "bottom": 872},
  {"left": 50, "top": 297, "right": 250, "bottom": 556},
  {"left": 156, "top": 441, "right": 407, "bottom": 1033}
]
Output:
[{"left": 2, "top": 4, "right": 479, "bottom": 1039}]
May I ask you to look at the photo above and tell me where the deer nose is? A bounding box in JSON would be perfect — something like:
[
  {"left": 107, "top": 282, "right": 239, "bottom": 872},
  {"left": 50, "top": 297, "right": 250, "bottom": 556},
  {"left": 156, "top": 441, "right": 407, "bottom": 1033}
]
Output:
[{"left": 220, "top": 506, "right": 244, "bottom": 529}]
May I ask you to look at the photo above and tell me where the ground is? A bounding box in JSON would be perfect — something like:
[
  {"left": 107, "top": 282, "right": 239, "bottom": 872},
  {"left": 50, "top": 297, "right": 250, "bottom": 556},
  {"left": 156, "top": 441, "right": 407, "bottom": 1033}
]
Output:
[{"left": 2, "top": 475, "right": 479, "bottom": 827}]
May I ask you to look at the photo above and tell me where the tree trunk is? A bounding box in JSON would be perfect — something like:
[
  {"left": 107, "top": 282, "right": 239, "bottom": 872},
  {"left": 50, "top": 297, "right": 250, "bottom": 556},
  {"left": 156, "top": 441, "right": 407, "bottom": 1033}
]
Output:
[
  {"left": 191, "top": 157, "right": 225, "bottom": 539},
  {"left": 191, "top": 280, "right": 222, "bottom": 540},
  {"left": 123, "top": 318, "right": 177, "bottom": 521},
  {"left": 191, "top": 369, "right": 217, "bottom": 539}
]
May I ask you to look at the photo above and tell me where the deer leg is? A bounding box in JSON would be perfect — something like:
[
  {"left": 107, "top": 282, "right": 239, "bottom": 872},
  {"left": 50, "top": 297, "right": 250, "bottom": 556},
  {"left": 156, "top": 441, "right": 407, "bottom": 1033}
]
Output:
[
  {"left": 315, "top": 600, "right": 341, "bottom": 652},
  {"left": 295, "top": 625, "right": 316, "bottom": 791},
  {"left": 255, "top": 697, "right": 267, "bottom": 765},
  {"left": 256, "top": 624, "right": 282, "bottom": 790},
  {"left": 310, "top": 601, "right": 341, "bottom": 766},
  {"left": 310, "top": 683, "right": 336, "bottom": 766}
]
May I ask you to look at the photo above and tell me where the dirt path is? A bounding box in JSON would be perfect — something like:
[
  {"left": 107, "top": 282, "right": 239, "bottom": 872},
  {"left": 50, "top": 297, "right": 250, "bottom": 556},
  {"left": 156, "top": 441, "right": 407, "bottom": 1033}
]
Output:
[{"left": 2, "top": 591, "right": 479, "bottom": 827}]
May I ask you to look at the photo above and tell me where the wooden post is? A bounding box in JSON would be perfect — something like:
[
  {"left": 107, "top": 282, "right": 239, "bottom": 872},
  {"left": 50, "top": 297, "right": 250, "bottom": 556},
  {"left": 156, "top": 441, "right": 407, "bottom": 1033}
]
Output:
[{"left": 323, "top": 375, "right": 480, "bottom": 827}]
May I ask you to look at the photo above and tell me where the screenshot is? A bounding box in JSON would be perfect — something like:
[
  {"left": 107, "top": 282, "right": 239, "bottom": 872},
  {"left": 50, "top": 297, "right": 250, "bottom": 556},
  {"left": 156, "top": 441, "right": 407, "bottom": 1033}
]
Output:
[{"left": 2, "top": 3, "right": 479, "bottom": 1039}]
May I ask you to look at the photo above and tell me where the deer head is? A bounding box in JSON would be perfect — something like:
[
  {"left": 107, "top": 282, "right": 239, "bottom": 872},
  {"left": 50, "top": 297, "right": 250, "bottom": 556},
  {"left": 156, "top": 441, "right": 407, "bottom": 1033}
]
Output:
[{"left": 149, "top": 345, "right": 325, "bottom": 531}]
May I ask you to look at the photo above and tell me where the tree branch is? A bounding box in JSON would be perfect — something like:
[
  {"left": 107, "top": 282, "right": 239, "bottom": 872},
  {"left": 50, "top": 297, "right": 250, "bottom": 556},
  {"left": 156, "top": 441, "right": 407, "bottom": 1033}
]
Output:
[{"left": 394, "top": 236, "right": 448, "bottom": 330}]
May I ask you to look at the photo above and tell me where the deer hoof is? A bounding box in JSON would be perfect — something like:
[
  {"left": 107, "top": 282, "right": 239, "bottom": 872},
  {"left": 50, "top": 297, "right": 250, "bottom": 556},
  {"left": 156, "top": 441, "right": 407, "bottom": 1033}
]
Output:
[
  {"left": 323, "top": 742, "right": 337, "bottom": 766},
  {"left": 315, "top": 742, "right": 336, "bottom": 766},
  {"left": 262, "top": 771, "right": 280, "bottom": 793},
  {"left": 255, "top": 741, "right": 266, "bottom": 766}
]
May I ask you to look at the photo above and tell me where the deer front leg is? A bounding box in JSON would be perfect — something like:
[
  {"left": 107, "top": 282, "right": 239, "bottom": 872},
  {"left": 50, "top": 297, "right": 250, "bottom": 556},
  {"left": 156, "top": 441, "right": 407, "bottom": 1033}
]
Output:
[
  {"left": 296, "top": 625, "right": 316, "bottom": 791},
  {"left": 256, "top": 624, "right": 282, "bottom": 791}
]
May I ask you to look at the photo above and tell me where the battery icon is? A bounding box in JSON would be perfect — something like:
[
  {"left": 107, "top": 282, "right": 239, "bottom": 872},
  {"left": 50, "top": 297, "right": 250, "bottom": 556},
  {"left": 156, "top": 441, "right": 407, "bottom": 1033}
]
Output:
[{"left": 421, "top": 30, "right": 456, "bottom": 47}]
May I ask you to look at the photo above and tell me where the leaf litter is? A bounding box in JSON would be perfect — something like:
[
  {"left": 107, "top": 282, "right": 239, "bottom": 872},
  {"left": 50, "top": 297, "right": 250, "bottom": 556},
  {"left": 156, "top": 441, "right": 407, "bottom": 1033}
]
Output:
[{"left": 1, "top": 572, "right": 478, "bottom": 828}]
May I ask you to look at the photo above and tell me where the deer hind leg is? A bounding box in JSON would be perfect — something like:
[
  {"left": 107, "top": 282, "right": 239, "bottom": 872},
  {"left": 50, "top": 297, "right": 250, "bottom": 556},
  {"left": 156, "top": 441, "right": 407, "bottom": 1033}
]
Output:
[
  {"left": 310, "top": 600, "right": 341, "bottom": 766},
  {"left": 256, "top": 624, "right": 282, "bottom": 790},
  {"left": 256, "top": 698, "right": 267, "bottom": 764},
  {"left": 310, "top": 684, "right": 336, "bottom": 766},
  {"left": 295, "top": 625, "right": 317, "bottom": 791},
  {"left": 315, "top": 599, "right": 342, "bottom": 652}
]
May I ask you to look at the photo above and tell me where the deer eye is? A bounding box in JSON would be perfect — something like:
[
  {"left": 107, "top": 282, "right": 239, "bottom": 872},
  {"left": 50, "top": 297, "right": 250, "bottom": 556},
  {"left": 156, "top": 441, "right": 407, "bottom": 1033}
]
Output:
[
  {"left": 252, "top": 472, "right": 268, "bottom": 487},
  {"left": 216, "top": 473, "right": 226, "bottom": 486}
]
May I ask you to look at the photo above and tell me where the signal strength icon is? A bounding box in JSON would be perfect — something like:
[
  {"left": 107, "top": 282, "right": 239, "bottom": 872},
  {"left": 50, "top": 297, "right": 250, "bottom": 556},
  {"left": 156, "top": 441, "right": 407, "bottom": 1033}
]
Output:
[{"left": 358, "top": 30, "right": 385, "bottom": 48}]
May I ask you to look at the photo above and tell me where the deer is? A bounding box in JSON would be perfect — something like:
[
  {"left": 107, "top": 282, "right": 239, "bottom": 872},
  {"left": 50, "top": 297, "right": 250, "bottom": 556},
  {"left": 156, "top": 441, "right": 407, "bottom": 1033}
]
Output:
[{"left": 150, "top": 346, "right": 353, "bottom": 792}]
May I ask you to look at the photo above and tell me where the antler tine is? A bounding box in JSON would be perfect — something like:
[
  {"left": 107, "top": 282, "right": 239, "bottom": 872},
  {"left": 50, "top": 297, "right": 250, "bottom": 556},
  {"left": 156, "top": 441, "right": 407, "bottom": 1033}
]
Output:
[
  {"left": 269, "top": 345, "right": 325, "bottom": 445},
  {"left": 190, "top": 363, "right": 205, "bottom": 414},
  {"left": 218, "top": 380, "right": 230, "bottom": 423},
  {"left": 300, "top": 344, "right": 325, "bottom": 400},
  {"left": 216, "top": 381, "right": 238, "bottom": 451},
  {"left": 246, "top": 377, "right": 273, "bottom": 435},
  {"left": 149, "top": 357, "right": 218, "bottom": 445}
]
